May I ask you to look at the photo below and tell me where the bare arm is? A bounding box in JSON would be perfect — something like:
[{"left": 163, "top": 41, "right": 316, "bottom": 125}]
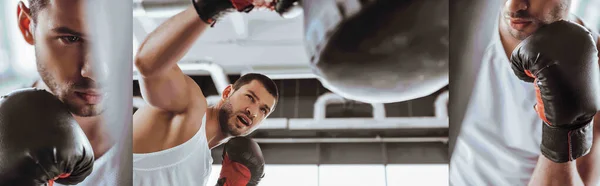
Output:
[
  {"left": 528, "top": 109, "right": 599, "bottom": 186},
  {"left": 529, "top": 156, "right": 584, "bottom": 186},
  {"left": 575, "top": 36, "right": 600, "bottom": 185},
  {"left": 134, "top": 6, "right": 209, "bottom": 113},
  {"left": 576, "top": 112, "right": 600, "bottom": 186}
]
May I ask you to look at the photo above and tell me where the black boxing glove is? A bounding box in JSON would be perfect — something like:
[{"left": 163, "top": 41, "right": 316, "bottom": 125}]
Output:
[
  {"left": 510, "top": 20, "right": 600, "bottom": 163},
  {"left": 274, "top": 0, "right": 301, "bottom": 19},
  {"left": 0, "top": 88, "right": 94, "bottom": 186},
  {"left": 192, "top": 0, "right": 255, "bottom": 26},
  {"left": 217, "top": 137, "right": 265, "bottom": 186}
]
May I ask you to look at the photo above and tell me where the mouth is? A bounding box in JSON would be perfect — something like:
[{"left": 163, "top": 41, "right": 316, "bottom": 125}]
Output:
[
  {"left": 509, "top": 18, "right": 532, "bottom": 30},
  {"left": 74, "top": 90, "right": 103, "bottom": 104},
  {"left": 236, "top": 115, "right": 251, "bottom": 127}
]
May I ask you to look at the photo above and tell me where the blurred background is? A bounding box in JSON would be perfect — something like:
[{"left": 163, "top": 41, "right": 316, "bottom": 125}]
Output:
[
  {"left": 2, "top": 0, "right": 599, "bottom": 185},
  {"left": 130, "top": 1, "right": 449, "bottom": 186},
  {"left": 0, "top": 0, "right": 39, "bottom": 93}
]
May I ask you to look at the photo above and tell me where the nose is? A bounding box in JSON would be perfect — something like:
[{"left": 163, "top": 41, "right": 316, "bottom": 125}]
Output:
[
  {"left": 245, "top": 106, "right": 258, "bottom": 119},
  {"left": 81, "top": 49, "right": 109, "bottom": 84},
  {"left": 81, "top": 49, "right": 95, "bottom": 80},
  {"left": 506, "top": 0, "right": 528, "bottom": 13}
]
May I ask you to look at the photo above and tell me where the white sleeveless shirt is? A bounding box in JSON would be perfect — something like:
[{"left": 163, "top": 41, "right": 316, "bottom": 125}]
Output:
[
  {"left": 450, "top": 13, "right": 543, "bottom": 186},
  {"left": 133, "top": 115, "right": 213, "bottom": 186}
]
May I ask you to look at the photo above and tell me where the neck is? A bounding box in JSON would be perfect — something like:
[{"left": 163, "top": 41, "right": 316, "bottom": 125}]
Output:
[
  {"left": 33, "top": 80, "right": 113, "bottom": 158},
  {"left": 73, "top": 114, "right": 113, "bottom": 158},
  {"left": 205, "top": 106, "right": 231, "bottom": 149},
  {"left": 498, "top": 17, "right": 522, "bottom": 60}
]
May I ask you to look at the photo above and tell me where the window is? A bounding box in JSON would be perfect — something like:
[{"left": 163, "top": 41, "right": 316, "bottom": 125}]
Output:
[
  {"left": 387, "top": 164, "right": 449, "bottom": 186},
  {"left": 208, "top": 164, "right": 448, "bottom": 186}
]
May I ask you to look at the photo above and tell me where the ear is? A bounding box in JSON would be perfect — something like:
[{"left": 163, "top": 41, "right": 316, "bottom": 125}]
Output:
[
  {"left": 221, "top": 84, "right": 234, "bottom": 99},
  {"left": 17, "top": 1, "right": 34, "bottom": 45}
]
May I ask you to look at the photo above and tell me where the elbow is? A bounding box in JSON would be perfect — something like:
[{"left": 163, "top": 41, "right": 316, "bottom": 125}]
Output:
[
  {"left": 134, "top": 56, "right": 156, "bottom": 77},
  {"left": 134, "top": 42, "right": 159, "bottom": 77},
  {"left": 134, "top": 57, "right": 149, "bottom": 76}
]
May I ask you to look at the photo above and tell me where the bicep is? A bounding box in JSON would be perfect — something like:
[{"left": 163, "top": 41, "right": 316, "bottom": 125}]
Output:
[{"left": 138, "top": 65, "right": 204, "bottom": 113}]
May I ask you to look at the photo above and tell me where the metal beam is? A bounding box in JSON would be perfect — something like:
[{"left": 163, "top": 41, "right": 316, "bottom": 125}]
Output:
[
  {"left": 211, "top": 142, "right": 449, "bottom": 164},
  {"left": 287, "top": 117, "right": 448, "bottom": 130},
  {"left": 252, "top": 137, "right": 448, "bottom": 143}
]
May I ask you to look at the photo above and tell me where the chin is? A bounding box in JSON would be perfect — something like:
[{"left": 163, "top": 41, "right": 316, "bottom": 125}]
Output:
[
  {"left": 225, "top": 124, "right": 241, "bottom": 136},
  {"left": 70, "top": 104, "right": 103, "bottom": 117},
  {"left": 510, "top": 30, "right": 533, "bottom": 41},
  {"left": 67, "top": 94, "right": 105, "bottom": 117},
  {"left": 229, "top": 129, "right": 245, "bottom": 136}
]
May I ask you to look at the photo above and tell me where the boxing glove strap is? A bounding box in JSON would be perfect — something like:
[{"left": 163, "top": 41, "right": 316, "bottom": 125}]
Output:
[{"left": 541, "top": 121, "right": 593, "bottom": 163}]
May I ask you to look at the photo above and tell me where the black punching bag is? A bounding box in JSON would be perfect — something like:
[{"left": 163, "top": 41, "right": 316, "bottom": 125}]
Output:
[{"left": 278, "top": 0, "right": 449, "bottom": 103}]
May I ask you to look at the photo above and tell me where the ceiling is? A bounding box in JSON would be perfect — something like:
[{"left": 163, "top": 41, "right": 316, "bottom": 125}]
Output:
[
  {"left": 133, "top": 0, "right": 310, "bottom": 75},
  {"left": 131, "top": 0, "right": 451, "bottom": 165}
]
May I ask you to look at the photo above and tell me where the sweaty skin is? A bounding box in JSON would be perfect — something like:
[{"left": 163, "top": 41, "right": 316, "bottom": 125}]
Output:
[
  {"left": 16, "top": 0, "right": 112, "bottom": 158},
  {"left": 498, "top": 1, "right": 600, "bottom": 185},
  {"left": 133, "top": 5, "right": 276, "bottom": 153}
]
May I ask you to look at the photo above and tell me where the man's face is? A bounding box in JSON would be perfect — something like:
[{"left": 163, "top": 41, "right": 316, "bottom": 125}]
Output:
[
  {"left": 218, "top": 80, "right": 277, "bottom": 136},
  {"left": 21, "top": 0, "right": 105, "bottom": 116},
  {"left": 501, "top": 0, "right": 570, "bottom": 40}
]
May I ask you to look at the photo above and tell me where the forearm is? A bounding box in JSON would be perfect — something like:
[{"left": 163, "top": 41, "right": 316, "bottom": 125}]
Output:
[
  {"left": 575, "top": 36, "right": 600, "bottom": 185},
  {"left": 135, "top": 5, "right": 208, "bottom": 77},
  {"left": 577, "top": 112, "right": 600, "bottom": 185},
  {"left": 529, "top": 155, "right": 584, "bottom": 186}
]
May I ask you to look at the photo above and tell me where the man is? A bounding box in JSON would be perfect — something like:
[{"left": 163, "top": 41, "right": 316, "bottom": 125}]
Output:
[
  {"left": 132, "top": 0, "right": 278, "bottom": 185},
  {"left": 15, "top": 0, "right": 119, "bottom": 185},
  {"left": 450, "top": 0, "right": 600, "bottom": 185}
]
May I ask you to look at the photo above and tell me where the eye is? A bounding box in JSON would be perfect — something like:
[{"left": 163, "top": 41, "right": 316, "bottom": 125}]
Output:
[
  {"left": 59, "top": 36, "right": 82, "bottom": 44},
  {"left": 246, "top": 94, "right": 254, "bottom": 102},
  {"left": 261, "top": 108, "right": 267, "bottom": 114}
]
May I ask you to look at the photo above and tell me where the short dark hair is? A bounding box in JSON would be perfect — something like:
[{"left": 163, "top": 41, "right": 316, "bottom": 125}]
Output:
[
  {"left": 28, "top": 0, "right": 49, "bottom": 23},
  {"left": 232, "top": 73, "right": 279, "bottom": 101}
]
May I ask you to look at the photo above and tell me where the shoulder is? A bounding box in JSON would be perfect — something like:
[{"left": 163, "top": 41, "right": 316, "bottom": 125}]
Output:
[{"left": 568, "top": 14, "right": 599, "bottom": 43}]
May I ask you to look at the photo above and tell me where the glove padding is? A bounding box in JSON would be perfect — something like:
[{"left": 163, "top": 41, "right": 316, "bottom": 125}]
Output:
[
  {"left": 217, "top": 137, "right": 265, "bottom": 186},
  {"left": 0, "top": 88, "right": 94, "bottom": 186},
  {"left": 510, "top": 20, "right": 600, "bottom": 163}
]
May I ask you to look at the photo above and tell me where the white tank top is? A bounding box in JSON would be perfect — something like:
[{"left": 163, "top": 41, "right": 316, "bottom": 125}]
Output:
[
  {"left": 450, "top": 13, "right": 543, "bottom": 185},
  {"left": 133, "top": 115, "right": 213, "bottom": 186}
]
